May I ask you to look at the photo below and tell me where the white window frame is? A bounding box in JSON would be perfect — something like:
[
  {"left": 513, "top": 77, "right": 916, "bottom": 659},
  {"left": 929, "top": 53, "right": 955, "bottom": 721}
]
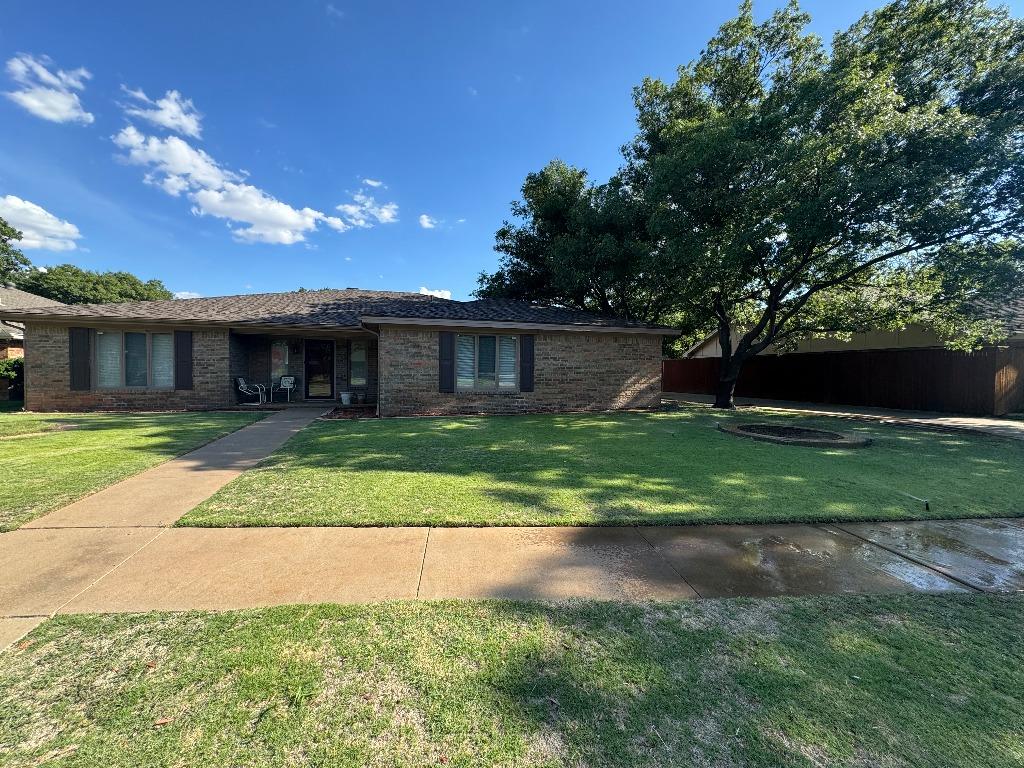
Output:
[
  {"left": 456, "top": 333, "right": 519, "bottom": 392},
  {"left": 92, "top": 329, "right": 176, "bottom": 390}
]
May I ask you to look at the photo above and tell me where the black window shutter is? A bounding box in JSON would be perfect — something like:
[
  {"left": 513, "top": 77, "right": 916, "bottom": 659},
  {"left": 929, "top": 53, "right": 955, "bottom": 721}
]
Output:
[
  {"left": 174, "top": 330, "right": 194, "bottom": 390},
  {"left": 69, "top": 327, "right": 91, "bottom": 391},
  {"left": 519, "top": 334, "right": 535, "bottom": 392},
  {"left": 438, "top": 331, "right": 455, "bottom": 393}
]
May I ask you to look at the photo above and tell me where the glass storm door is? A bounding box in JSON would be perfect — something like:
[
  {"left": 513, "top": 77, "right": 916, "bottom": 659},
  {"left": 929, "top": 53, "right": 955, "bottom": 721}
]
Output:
[{"left": 304, "top": 339, "right": 334, "bottom": 399}]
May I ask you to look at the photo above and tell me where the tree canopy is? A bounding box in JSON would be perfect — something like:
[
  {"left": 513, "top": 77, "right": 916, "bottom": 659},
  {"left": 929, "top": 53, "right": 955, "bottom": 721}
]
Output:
[
  {"left": 14, "top": 263, "right": 173, "bottom": 304},
  {"left": 478, "top": 0, "right": 1024, "bottom": 405},
  {"left": 0, "top": 218, "right": 30, "bottom": 282}
]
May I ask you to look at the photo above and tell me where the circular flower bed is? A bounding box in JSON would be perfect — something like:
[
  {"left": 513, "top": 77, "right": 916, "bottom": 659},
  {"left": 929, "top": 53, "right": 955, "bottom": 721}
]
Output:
[{"left": 718, "top": 422, "right": 872, "bottom": 448}]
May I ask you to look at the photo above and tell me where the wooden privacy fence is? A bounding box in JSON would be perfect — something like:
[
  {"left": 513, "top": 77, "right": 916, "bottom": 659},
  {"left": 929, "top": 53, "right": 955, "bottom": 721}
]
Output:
[{"left": 662, "top": 345, "right": 1024, "bottom": 416}]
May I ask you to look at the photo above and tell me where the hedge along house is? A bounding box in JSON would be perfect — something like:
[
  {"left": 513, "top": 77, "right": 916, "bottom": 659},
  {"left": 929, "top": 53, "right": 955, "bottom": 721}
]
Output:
[{"left": 0, "top": 288, "right": 675, "bottom": 415}]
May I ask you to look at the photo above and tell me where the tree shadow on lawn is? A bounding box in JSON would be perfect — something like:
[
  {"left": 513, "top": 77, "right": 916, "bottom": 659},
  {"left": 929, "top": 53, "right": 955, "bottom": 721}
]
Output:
[
  {"left": 7, "top": 596, "right": 1020, "bottom": 767},
  {"left": 247, "top": 411, "right": 1024, "bottom": 525},
  {"left": 474, "top": 595, "right": 1024, "bottom": 767}
]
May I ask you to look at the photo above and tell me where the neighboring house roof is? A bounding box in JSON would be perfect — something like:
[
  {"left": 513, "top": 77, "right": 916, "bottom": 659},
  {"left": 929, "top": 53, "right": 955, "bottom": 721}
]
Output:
[
  {"left": 0, "top": 288, "right": 676, "bottom": 335},
  {"left": 0, "top": 286, "right": 65, "bottom": 341}
]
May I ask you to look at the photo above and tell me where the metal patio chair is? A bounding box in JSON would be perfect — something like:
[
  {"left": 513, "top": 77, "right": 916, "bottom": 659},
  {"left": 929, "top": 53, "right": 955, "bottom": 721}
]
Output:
[
  {"left": 235, "top": 377, "right": 266, "bottom": 405},
  {"left": 272, "top": 375, "right": 296, "bottom": 403}
]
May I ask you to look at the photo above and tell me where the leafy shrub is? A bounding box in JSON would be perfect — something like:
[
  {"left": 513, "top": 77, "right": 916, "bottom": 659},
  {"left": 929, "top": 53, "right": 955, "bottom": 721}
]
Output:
[{"left": 0, "top": 356, "right": 24, "bottom": 399}]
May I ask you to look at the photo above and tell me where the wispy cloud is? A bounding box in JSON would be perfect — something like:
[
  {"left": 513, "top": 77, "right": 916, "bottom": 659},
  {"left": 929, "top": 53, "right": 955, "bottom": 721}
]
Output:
[
  {"left": 0, "top": 195, "right": 82, "bottom": 251},
  {"left": 362, "top": 178, "right": 385, "bottom": 188},
  {"left": 418, "top": 213, "right": 438, "bottom": 229},
  {"left": 4, "top": 53, "right": 93, "bottom": 124},
  {"left": 172, "top": 290, "right": 202, "bottom": 299},
  {"left": 326, "top": 3, "right": 344, "bottom": 19},
  {"left": 120, "top": 85, "right": 203, "bottom": 138},
  {"left": 467, "top": 86, "right": 479, "bottom": 97},
  {"left": 419, "top": 286, "right": 451, "bottom": 299},
  {"left": 336, "top": 188, "right": 399, "bottom": 228}
]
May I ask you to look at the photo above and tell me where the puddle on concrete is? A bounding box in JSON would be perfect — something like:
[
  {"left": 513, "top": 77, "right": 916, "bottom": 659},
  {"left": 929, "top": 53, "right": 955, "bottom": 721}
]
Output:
[{"left": 840, "top": 519, "right": 1024, "bottom": 592}]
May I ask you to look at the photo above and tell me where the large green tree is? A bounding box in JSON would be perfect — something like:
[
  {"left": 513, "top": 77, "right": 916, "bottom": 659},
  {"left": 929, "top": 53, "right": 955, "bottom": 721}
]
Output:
[
  {"left": 14, "top": 264, "right": 173, "bottom": 304},
  {"left": 0, "top": 217, "right": 30, "bottom": 282},
  {"left": 479, "top": 0, "right": 1024, "bottom": 407}
]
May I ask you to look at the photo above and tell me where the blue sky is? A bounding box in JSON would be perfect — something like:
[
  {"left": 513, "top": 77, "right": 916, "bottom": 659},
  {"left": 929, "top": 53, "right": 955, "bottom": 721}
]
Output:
[{"left": 3, "top": 1, "right": 1021, "bottom": 301}]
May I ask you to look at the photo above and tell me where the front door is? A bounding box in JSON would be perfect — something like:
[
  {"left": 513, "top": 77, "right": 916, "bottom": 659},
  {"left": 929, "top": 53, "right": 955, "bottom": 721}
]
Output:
[{"left": 304, "top": 339, "right": 335, "bottom": 399}]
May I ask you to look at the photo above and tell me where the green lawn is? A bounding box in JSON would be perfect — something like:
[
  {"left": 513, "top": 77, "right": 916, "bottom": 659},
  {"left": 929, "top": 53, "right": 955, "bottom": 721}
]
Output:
[
  {"left": 180, "top": 406, "right": 1024, "bottom": 528},
  {"left": 1, "top": 411, "right": 264, "bottom": 531},
  {"left": 1, "top": 596, "right": 1021, "bottom": 767}
]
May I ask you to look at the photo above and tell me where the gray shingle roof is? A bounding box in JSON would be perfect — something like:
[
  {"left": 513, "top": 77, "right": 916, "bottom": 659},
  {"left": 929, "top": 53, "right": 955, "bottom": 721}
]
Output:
[
  {"left": 0, "top": 286, "right": 64, "bottom": 341},
  {"left": 0, "top": 288, "right": 673, "bottom": 332},
  {"left": 984, "top": 296, "right": 1024, "bottom": 338}
]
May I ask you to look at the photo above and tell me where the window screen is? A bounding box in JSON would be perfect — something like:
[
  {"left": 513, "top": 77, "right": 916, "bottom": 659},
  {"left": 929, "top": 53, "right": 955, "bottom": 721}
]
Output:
[
  {"left": 456, "top": 334, "right": 475, "bottom": 389},
  {"left": 477, "top": 335, "right": 496, "bottom": 386},
  {"left": 350, "top": 341, "right": 368, "bottom": 386},
  {"left": 124, "top": 332, "right": 148, "bottom": 386},
  {"left": 96, "top": 331, "right": 122, "bottom": 388},
  {"left": 498, "top": 335, "right": 517, "bottom": 388},
  {"left": 151, "top": 333, "right": 174, "bottom": 387}
]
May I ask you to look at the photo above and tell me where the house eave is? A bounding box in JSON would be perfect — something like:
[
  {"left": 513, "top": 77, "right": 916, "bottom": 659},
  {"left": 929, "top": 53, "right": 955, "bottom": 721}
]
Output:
[{"left": 361, "top": 315, "right": 679, "bottom": 335}]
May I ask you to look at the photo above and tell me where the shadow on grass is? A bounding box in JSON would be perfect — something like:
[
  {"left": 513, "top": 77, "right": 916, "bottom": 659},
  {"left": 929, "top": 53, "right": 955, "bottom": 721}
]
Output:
[
  {"left": 5, "top": 596, "right": 1021, "bottom": 766},
  {"left": 224, "top": 409, "right": 1024, "bottom": 526}
]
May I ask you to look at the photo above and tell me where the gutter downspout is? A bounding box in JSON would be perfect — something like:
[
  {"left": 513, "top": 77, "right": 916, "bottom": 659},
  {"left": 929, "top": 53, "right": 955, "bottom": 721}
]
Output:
[{"left": 360, "top": 322, "right": 381, "bottom": 418}]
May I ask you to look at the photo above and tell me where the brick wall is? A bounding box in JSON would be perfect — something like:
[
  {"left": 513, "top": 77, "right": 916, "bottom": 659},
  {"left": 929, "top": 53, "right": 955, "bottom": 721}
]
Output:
[
  {"left": 378, "top": 326, "right": 663, "bottom": 417},
  {"left": 0, "top": 340, "right": 24, "bottom": 359},
  {"left": 24, "top": 323, "right": 234, "bottom": 411}
]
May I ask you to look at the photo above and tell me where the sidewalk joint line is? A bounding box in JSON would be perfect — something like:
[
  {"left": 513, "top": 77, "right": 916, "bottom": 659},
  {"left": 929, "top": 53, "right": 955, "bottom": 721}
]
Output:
[
  {"left": 633, "top": 526, "right": 703, "bottom": 599},
  {"left": 415, "top": 528, "right": 431, "bottom": 599},
  {"left": 828, "top": 524, "right": 985, "bottom": 593},
  {"left": 51, "top": 528, "right": 169, "bottom": 616}
]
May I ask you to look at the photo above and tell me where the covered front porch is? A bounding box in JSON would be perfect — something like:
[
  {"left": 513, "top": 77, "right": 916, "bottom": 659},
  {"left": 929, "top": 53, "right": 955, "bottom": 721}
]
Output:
[{"left": 228, "top": 329, "right": 378, "bottom": 405}]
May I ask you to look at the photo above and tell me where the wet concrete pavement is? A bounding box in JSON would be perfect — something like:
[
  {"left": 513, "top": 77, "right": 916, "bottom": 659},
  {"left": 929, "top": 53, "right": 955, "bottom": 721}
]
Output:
[
  {"left": 839, "top": 518, "right": 1024, "bottom": 592},
  {"left": 2, "top": 518, "right": 1021, "bottom": 641}
]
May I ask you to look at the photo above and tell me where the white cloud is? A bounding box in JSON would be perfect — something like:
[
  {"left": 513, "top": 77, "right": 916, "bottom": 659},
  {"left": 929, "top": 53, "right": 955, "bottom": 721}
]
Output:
[
  {"left": 362, "top": 178, "right": 384, "bottom": 188},
  {"left": 467, "top": 86, "right": 479, "bottom": 97},
  {"left": 114, "top": 125, "right": 352, "bottom": 245},
  {"left": 336, "top": 189, "right": 399, "bottom": 228},
  {"left": 4, "top": 53, "right": 93, "bottom": 124},
  {"left": 113, "top": 125, "right": 238, "bottom": 194},
  {"left": 456, "top": 218, "right": 466, "bottom": 224},
  {"left": 173, "top": 290, "right": 202, "bottom": 299},
  {"left": 121, "top": 86, "right": 203, "bottom": 138},
  {"left": 418, "top": 213, "right": 438, "bottom": 229},
  {"left": 0, "top": 195, "right": 82, "bottom": 251},
  {"left": 326, "top": 3, "right": 344, "bottom": 19},
  {"left": 192, "top": 182, "right": 346, "bottom": 244},
  {"left": 419, "top": 286, "right": 451, "bottom": 299}
]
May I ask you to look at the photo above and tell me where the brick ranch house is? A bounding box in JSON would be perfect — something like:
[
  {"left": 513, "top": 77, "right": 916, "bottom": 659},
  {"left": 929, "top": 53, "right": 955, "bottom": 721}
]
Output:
[{"left": 0, "top": 288, "right": 676, "bottom": 415}]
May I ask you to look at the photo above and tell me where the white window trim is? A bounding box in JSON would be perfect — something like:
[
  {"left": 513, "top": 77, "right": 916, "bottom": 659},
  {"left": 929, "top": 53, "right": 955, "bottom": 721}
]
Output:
[
  {"left": 92, "top": 329, "right": 176, "bottom": 390},
  {"left": 456, "top": 333, "right": 519, "bottom": 393}
]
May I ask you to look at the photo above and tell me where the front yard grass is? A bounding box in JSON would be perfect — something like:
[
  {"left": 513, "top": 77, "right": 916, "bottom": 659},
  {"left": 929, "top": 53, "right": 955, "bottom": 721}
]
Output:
[
  {"left": 1, "top": 411, "right": 264, "bottom": 531},
  {"left": 181, "top": 406, "right": 1024, "bottom": 528},
  {"left": 1, "top": 595, "right": 1021, "bottom": 767}
]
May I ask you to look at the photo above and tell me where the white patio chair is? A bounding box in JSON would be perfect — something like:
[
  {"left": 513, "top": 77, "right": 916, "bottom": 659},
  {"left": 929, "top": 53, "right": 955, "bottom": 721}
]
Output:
[
  {"left": 235, "top": 377, "right": 266, "bottom": 405},
  {"left": 272, "top": 376, "right": 296, "bottom": 403}
]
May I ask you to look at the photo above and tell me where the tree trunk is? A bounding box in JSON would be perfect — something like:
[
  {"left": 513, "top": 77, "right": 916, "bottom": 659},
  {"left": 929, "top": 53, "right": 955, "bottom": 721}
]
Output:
[
  {"left": 713, "top": 372, "right": 738, "bottom": 409},
  {"left": 713, "top": 351, "right": 745, "bottom": 409}
]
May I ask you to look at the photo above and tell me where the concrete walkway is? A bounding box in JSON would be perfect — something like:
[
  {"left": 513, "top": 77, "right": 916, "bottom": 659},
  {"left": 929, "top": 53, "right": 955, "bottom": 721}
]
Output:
[
  {"left": 3, "top": 518, "right": 1022, "bottom": 648},
  {"left": 664, "top": 393, "right": 1024, "bottom": 441},
  {"left": 24, "top": 407, "right": 328, "bottom": 528}
]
